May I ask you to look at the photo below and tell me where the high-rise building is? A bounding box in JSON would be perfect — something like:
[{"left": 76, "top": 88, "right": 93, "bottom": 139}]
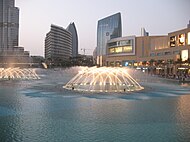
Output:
[
  {"left": 97, "top": 12, "right": 122, "bottom": 66},
  {"left": 0, "top": 0, "right": 19, "bottom": 49},
  {"left": 45, "top": 24, "right": 72, "bottom": 64},
  {"left": 67, "top": 22, "right": 78, "bottom": 57},
  {"left": 187, "top": 20, "right": 190, "bottom": 28},
  {"left": 0, "top": 0, "right": 30, "bottom": 66},
  {"left": 141, "top": 28, "right": 149, "bottom": 36}
]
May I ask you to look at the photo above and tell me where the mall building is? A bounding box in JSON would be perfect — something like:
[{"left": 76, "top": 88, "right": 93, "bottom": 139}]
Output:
[{"left": 105, "top": 25, "right": 190, "bottom": 75}]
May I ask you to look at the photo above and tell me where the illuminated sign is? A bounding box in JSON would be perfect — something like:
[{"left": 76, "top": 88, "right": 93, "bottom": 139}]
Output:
[
  {"left": 188, "top": 32, "right": 190, "bottom": 45},
  {"left": 125, "top": 62, "right": 129, "bottom": 66},
  {"left": 109, "top": 46, "right": 133, "bottom": 54},
  {"left": 178, "top": 34, "right": 185, "bottom": 46},
  {"left": 170, "top": 36, "right": 176, "bottom": 47},
  {"left": 115, "top": 47, "right": 122, "bottom": 53},
  {"left": 181, "top": 49, "right": 188, "bottom": 61},
  {"left": 108, "top": 38, "right": 135, "bottom": 55},
  {"left": 109, "top": 48, "right": 115, "bottom": 53}
]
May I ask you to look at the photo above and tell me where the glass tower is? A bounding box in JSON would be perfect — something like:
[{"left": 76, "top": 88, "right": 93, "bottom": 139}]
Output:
[
  {"left": 0, "top": 0, "right": 19, "bottom": 50},
  {"left": 97, "top": 12, "right": 122, "bottom": 66},
  {"left": 67, "top": 22, "right": 78, "bottom": 57}
]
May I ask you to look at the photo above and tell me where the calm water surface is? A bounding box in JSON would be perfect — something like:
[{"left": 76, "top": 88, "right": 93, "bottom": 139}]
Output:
[{"left": 0, "top": 68, "right": 190, "bottom": 142}]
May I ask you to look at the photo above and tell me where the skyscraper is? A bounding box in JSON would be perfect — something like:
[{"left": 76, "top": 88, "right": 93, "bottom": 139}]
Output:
[
  {"left": 67, "top": 22, "right": 78, "bottom": 57},
  {"left": 0, "top": 0, "right": 19, "bottom": 50},
  {"left": 45, "top": 24, "right": 72, "bottom": 64},
  {"left": 141, "top": 28, "right": 149, "bottom": 36},
  {"left": 97, "top": 12, "right": 122, "bottom": 66}
]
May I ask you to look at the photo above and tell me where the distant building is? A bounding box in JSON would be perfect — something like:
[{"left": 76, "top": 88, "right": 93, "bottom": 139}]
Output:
[
  {"left": 187, "top": 20, "right": 190, "bottom": 28},
  {"left": 97, "top": 12, "right": 122, "bottom": 66},
  {"left": 0, "top": 0, "right": 19, "bottom": 49},
  {"left": 67, "top": 22, "right": 78, "bottom": 57},
  {"left": 93, "top": 47, "right": 97, "bottom": 65},
  {"left": 45, "top": 24, "right": 72, "bottom": 65},
  {"left": 105, "top": 26, "right": 190, "bottom": 76},
  {"left": 141, "top": 28, "right": 149, "bottom": 36},
  {"left": 0, "top": 0, "right": 30, "bottom": 66}
]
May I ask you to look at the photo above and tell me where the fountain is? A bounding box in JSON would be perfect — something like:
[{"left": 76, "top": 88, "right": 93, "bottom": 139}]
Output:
[
  {"left": 0, "top": 68, "right": 40, "bottom": 80},
  {"left": 64, "top": 67, "right": 144, "bottom": 92}
]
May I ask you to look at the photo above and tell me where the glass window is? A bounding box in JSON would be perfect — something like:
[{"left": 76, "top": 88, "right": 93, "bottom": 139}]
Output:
[
  {"left": 108, "top": 42, "right": 117, "bottom": 47},
  {"left": 157, "top": 53, "right": 163, "bottom": 56},
  {"left": 181, "top": 49, "right": 188, "bottom": 61},
  {"left": 165, "top": 52, "right": 171, "bottom": 55},
  {"left": 120, "top": 40, "right": 132, "bottom": 46},
  {"left": 173, "top": 50, "right": 180, "bottom": 54}
]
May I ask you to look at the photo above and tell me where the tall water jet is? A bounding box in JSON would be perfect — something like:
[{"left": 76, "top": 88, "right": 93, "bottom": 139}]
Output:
[
  {"left": 64, "top": 67, "right": 144, "bottom": 92},
  {"left": 0, "top": 68, "right": 40, "bottom": 80}
]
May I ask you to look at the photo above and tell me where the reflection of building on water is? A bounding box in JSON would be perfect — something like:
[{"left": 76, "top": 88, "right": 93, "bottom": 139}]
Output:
[
  {"left": 0, "top": 68, "right": 40, "bottom": 80},
  {"left": 64, "top": 67, "right": 144, "bottom": 92}
]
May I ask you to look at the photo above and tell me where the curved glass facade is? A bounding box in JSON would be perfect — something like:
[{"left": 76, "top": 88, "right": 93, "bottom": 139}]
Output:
[
  {"left": 97, "top": 12, "right": 122, "bottom": 66},
  {"left": 67, "top": 22, "right": 78, "bottom": 57}
]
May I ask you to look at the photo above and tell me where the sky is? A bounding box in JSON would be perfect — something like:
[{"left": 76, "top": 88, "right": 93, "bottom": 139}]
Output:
[{"left": 15, "top": 0, "right": 190, "bottom": 56}]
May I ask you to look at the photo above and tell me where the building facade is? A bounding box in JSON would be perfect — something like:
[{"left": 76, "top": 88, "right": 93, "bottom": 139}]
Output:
[
  {"left": 0, "top": 0, "right": 30, "bottom": 66},
  {"left": 105, "top": 26, "right": 190, "bottom": 76},
  {"left": 45, "top": 24, "right": 72, "bottom": 65},
  {"left": 67, "top": 22, "right": 78, "bottom": 57},
  {"left": 106, "top": 36, "right": 136, "bottom": 66},
  {"left": 0, "top": 0, "right": 19, "bottom": 49},
  {"left": 97, "top": 12, "right": 122, "bottom": 66}
]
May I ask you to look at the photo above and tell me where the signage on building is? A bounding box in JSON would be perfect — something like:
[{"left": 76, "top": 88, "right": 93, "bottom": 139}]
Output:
[
  {"left": 181, "top": 49, "right": 188, "bottom": 61},
  {"left": 170, "top": 36, "right": 176, "bottom": 47},
  {"left": 178, "top": 34, "right": 185, "bottom": 46},
  {"left": 188, "top": 32, "right": 190, "bottom": 45}
]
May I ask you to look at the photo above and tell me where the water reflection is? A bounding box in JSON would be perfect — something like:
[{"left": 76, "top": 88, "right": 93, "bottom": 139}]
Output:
[{"left": 0, "top": 68, "right": 190, "bottom": 142}]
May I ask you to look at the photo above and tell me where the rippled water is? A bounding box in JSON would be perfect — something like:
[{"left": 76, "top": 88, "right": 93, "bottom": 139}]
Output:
[{"left": 0, "top": 67, "right": 190, "bottom": 142}]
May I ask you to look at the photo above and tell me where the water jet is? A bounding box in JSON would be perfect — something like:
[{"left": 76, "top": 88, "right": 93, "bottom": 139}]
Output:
[{"left": 64, "top": 67, "right": 144, "bottom": 92}]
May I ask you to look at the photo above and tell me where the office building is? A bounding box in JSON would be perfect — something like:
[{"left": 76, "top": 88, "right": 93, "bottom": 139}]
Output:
[
  {"left": 97, "top": 12, "right": 122, "bottom": 66},
  {"left": 45, "top": 24, "right": 72, "bottom": 64},
  {"left": 187, "top": 20, "right": 190, "bottom": 28},
  {"left": 141, "top": 28, "right": 149, "bottom": 36},
  {"left": 67, "top": 22, "right": 78, "bottom": 57}
]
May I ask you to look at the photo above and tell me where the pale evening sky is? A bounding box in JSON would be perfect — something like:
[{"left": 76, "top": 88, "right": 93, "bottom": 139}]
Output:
[{"left": 15, "top": 0, "right": 190, "bottom": 56}]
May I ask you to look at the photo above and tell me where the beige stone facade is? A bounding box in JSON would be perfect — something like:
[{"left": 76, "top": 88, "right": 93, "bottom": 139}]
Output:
[{"left": 106, "top": 27, "right": 190, "bottom": 68}]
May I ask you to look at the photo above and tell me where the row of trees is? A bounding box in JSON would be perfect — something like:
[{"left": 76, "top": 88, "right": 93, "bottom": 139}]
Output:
[{"left": 46, "top": 56, "right": 94, "bottom": 68}]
